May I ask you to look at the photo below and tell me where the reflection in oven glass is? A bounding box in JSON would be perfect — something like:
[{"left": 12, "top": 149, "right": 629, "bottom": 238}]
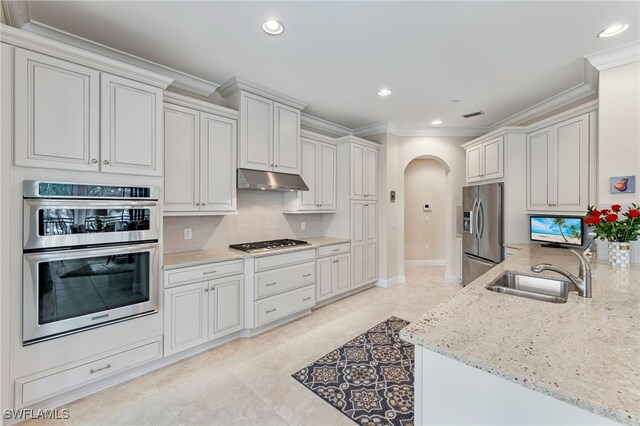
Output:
[
  {"left": 39, "top": 209, "right": 150, "bottom": 236},
  {"left": 38, "top": 253, "right": 150, "bottom": 324}
]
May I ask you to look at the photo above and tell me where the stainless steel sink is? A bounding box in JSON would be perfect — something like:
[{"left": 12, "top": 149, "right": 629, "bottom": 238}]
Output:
[{"left": 486, "top": 271, "right": 578, "bottom": 303}]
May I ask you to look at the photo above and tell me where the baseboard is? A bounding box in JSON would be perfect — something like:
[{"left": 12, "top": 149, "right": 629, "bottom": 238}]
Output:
[
  {"left": 445, "top": 273, "right": 462, "bottom": 284},
  {"left": 376, "top": 275, "right": 406, "bottom": 288},
  {"left": 404, "top": 259, "right": 446, "bottom": 266}
]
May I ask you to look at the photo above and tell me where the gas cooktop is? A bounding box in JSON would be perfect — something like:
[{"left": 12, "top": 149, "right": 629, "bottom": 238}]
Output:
[{"left": 229, "top": 239, "right": 310, "bottom": 253}]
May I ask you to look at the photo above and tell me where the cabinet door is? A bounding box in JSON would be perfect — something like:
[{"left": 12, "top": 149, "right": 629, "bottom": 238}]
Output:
[
  {"left": 200, "top": 113, "right": 237, "bottom": 212},
  {"left": 351, "top": 244, "right": 365, "bottom": 289},
  {"left": 334, "top": 254, "right": 351, "bottom": 294},
  {"left": 299, "top": 139, "right": 318, "bottom": 210},
  {"left": 209, "top": 275, "right": 244, "bottom": 340},
  {"left": 351, "top": 144, "right": 365, "bottom": 200},
  {"left": 273, "top": 103, "right": 300, "bottom": 174},
  {"left": 527, "top": 128, "right": 552, "bottom": 211},
  {"left": 466, "top": 145, "right": 483, "bottom": 183},
  {"left": 240, "top": 91, "right": 273, "bottom": 171},
  {"left": 553, "top": 114, "right": 589, "bottom": 211},
  {"left": 365, "top": 202, "right": 377, "bottom": 242},
  {"left": 482, "top": 137, "right": 504, "bottom": 181},
  {"left": 164, "top": 104, "right": 200, "bottom": 212},
  {"left": 365, "top": 147, "right": 378, "bottom": 200},
  {"left": 351, "top": 202, "right": 365, "bottom": 243},
  {"left": 316, "top": 258, "right": 334, "bottom": 301},
  {"left": 14, "top": 49, "right": 100, "bottom": 171},
  {"left": 318, "top": 143, "right": 337, "bottom": 210},
  {"left": 100, "top": 73, "right": 163, "bottom": 176},
  {"left": 365, "top": 241, "right": 378, "bottom": 283},
  {"left": 164, "top": 282, "right": 208, "bottom": 356}
]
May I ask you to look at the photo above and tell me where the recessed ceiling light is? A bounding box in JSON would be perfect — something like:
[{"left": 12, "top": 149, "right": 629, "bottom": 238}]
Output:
[
  {"left": 377, "top": 88, "right": 392, "bottom": 97},
  {"left": 598, "top": 23, "right": 629, "bottom": 38},
  {"left": 431, "top": 119, "right": 443, "bottom": 125},
  {"left": 263, "top": 20, "right": 284, "bottom": 35}
]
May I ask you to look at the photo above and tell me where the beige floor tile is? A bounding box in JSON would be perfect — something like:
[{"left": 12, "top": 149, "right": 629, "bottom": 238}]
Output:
[{"left": 33, "top": 266, "right": 458, "bottom": 426}]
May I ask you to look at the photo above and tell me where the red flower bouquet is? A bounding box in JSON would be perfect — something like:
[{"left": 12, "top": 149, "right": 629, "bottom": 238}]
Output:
[{"left": 585, "top": 203, "right": 640, "bottom": 242}]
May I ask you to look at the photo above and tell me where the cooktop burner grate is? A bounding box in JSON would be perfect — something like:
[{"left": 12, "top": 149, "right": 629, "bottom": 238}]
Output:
[{"left": 229, "top": 238, "right": 310, "bottom": 253}]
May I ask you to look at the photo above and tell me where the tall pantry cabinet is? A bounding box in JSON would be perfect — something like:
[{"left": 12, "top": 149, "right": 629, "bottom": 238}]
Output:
[{"left": 326, "top": 136, "right": 380, "bottom": 289}]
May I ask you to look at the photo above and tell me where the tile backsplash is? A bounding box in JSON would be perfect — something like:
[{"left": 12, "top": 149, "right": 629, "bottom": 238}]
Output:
[{"left": 163, "top": 190, "right": 326, "bottom": 254}]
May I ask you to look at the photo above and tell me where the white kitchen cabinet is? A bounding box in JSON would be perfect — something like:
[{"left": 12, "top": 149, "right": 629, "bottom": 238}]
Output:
[
  {"left": 352, "top": 201, "right": 377, "bottom": 288},
  {"left": 316, "top": 244, "right": 351, "bottom": 302},
  {"left": 100, "top": 73, "right": 163, "bottom": 176},
  {"left": 527, "top": 113, "right": 590, "bottom": 212},
  {"left": 222, "top": 87, "right": 304, "bottom": 174},
  {"left": 164, "top": 272, "right": 244, "bottom": 356},
  {"left": 163, "top": 93, "right": 238, "bottom": 215},
  {"left": 13, "top": 47, "right": 167, "bottom": 176},
  {"left": 14, "top": 48, "right": 100, "bottom": 172},
  {"left": 351, "top": 143, "right": 378, "bottom": 200},
  {"left": 284, "top": 133, "right": 337, "bottom": 213},
  {"left": 465, "top": 136, "right": 504, "bottom": 184}
]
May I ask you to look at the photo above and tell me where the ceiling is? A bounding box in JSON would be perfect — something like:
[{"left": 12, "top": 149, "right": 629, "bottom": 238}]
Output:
[{"left": 26, "top": 1, "right": 640, "bottom": 131}]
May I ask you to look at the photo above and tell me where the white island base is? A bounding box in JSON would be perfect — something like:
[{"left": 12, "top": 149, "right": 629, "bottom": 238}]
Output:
[{"left": 414, "top": 347, "right": 618, "bottom": 425}]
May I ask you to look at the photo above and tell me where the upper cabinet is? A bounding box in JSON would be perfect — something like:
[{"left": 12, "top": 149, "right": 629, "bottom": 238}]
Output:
[
  {"left": 12, "top": 46, "right": 170, "bottom": 176},
  {"left": 284, "top": 131, "right": 337, "bottom": 213},
  {"left": 465, "top": 136, "right": 504, "bottom": 184},
  {"left": 351, "top": 143, "right": 378, "bottom": 200},
  {"left": 217, "top": 77, "right": 307, "bottom": 174},
  {"left": 163, "top": 92, "right": 239, "bottom": 215},
  {"left": 527, "top": 112, "right": 592, "bottom": 212}
]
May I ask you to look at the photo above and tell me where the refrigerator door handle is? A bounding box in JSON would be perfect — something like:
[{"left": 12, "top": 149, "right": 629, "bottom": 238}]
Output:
[
  {"left": 478, "top": 199, "right": 485, "bottom": 239},
  {"left": 470, "top": 199, "right": 478, "bottom": 237},
  {"left": 474, "top": 199, "right": 481, "bottom": 240}
]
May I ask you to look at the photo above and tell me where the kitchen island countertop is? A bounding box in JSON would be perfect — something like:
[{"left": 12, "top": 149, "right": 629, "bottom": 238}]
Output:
[
  {"left": 400, "top": 244, "right": 640, "bottom": 425},
  {"left": 163, "top": 236, "right": 351, "bottom": 270}
]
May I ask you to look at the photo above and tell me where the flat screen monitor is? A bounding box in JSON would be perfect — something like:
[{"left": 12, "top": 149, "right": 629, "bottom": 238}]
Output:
[{"left": 529, "top": 215, "right": 584, "bottom": 248}]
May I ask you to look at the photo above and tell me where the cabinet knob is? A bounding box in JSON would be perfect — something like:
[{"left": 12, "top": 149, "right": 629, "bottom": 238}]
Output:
[
  {"left": 91, "top": 158, "right": 98, "bottom": 164},
  {"left": 210, "top": 287, "right": 214, "bottom": 291},
  {"left": 201, "top": 202, "right": 206, "bottom": 206},
  {"left": 195, "top": 202, "right": 200, "bottom": 206},
  {"left": 103, "top": 160, "right": 110, "bottom": 165},
  {"left": 204, "top": 288, "right": 209, "bottom": 292}
]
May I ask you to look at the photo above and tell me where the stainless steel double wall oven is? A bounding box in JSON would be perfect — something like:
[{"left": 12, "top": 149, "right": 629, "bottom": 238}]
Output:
[{"left": 23, "top": 181, "right": 160, "bottom": 344}]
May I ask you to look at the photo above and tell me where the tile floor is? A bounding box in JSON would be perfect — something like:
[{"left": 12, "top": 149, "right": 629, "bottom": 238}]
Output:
[{"left": 25, "top": 265, "right": 461, "bottom": 426}]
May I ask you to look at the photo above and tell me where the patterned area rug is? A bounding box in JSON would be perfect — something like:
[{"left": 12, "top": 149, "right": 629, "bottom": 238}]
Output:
[{"left": 292, "top": 317, "right": 414, "bottom": 426}]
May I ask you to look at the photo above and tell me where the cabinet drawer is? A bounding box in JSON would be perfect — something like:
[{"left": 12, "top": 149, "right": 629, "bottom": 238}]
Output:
[
  {"left": 255, "top": 249, "right": 315, "bottom": 272},
  {"left": 256, "top": 261, "right": 315, "bottom": 299},
  {"left": 255, "top": 285, "right": 315, "bottom": 327},
  {"left": 166, "top": 260, "right": 243, "bottom": 287},
  {"left": 16, "top": 340, "right": 160, "bottom": 407},
  {"left": 317, "top": 243, "right": 350, "bottom": 258}
]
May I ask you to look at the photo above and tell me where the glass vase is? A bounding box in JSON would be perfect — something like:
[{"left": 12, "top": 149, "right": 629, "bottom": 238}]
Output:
[{"left": 607, "top": 242, "right": 631, "bottom": 268}]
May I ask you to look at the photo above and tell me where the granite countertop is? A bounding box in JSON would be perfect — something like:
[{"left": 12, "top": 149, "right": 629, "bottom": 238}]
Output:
[
  {"left": 163, "top": 236, "right": 351, "bottom": 270},
  {"left": 400, "top": 244, "right": 640, "bottom": 425}
]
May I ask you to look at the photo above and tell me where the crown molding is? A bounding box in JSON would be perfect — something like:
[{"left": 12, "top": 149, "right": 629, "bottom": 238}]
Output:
[
  {"left": 1, "top": 0, "right": 30, "bottom": 28},
  {"left": 21, "top": 20, "right": 216, "bottom": 95},
  {"left": 0, "top": 23, "right": 174, "bottom": 88},
  {"left": 300, "top": 113, "right": 352, "bottom": 137},
  {"left": 163, "top": 91, "right": 238, "bottom": 120},
  {"left": 353, "top": 121, "right": 488, "bottom": 138},
  {"left": 300, "top": 129, "right": 338, "bottom": 144},
  {"left": 584, "top": 41, "right": 640, "bottom": 71},
  {"left": 334, "top": 135, "right": 381, "bottom": 149},
  {"left": 216, "top": 77, "right": 308, "bottom": 110},
  {"left": 488, "top": 82, "right": 596, "bottom": 131}
]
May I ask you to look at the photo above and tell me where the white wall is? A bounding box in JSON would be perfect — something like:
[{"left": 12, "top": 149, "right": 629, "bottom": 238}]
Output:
[
  {"left": 597, "top": 61, "right": 640, "bottom": 206},
  {"left": 164, "top": 191, "right": 325, "bottom": 253},
  {"left": 404, "top": 159, "right": 447, "bottom": 261}
]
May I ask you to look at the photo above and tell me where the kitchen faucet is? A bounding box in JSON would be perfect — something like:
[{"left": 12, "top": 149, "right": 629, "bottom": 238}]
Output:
[{"left": 531, "top": 249, "right": 592, "bottom": 298}]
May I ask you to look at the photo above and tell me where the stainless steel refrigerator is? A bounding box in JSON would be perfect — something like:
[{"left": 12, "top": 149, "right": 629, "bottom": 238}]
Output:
[{"left": 462, "top": 183, "right": 503, "bottom": 286}]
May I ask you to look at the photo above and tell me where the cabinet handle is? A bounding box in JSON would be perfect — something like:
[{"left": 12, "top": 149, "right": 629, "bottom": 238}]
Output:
[
  {"left": 266, "top": 282, "right": 277, "bottom": 286},
  {"left": 204, "top": 288, "right": 209, "bottom": 292},
  {"left": 202, "top": 270, "right": 217, "bottom": 275},
  {"left": 91, "top": 158, "right": 97, "bottom": 164},
  {"left": 90, "top": 364, "right": 112, "bottom": 374},
  {"left": 332, "top": 248, "right": 340, "bottom": 252},
  {"left": 103, "top": 160, "right": 110, "bottom": 165},
  {"left": 302, "top": 297, "right": 312, "bottom": 301},
  {"left": 266, "top": 308, "right": 277, "bottom": 314},
  {"left": 333, "top": 260, "right": 339, "bottom": 263},
  {"left": 364, "top": 204, "right": 369, "bottom": 207},
  {"left": 302, "top": 273, "right": 312, "bottom": 277}
]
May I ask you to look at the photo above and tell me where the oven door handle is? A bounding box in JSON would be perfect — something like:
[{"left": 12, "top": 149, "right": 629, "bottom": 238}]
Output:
[
  {"left": 23, "top": 241, "right": 159, "bottom": 262},
  {"left": 24, "top": 199, "right": 158, "bottom": 209}
]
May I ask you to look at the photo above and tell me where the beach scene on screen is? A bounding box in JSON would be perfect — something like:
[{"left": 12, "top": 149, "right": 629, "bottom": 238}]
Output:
[{"left": 531, "top": 217, "right": 582, "bottom": 245}]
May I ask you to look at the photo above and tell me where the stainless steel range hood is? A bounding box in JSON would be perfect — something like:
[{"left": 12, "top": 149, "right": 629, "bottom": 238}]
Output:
[{"left": 237, "top": 169, "right": 309, "bottom": 191}]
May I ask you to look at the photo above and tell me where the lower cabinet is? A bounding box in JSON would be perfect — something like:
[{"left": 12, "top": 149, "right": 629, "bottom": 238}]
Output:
[
  {"left": 164, "top": 274, "right": 244, "bottom": 356},
  {"left": 317, "top": 253, "right": 350, "bottom": 302}
]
